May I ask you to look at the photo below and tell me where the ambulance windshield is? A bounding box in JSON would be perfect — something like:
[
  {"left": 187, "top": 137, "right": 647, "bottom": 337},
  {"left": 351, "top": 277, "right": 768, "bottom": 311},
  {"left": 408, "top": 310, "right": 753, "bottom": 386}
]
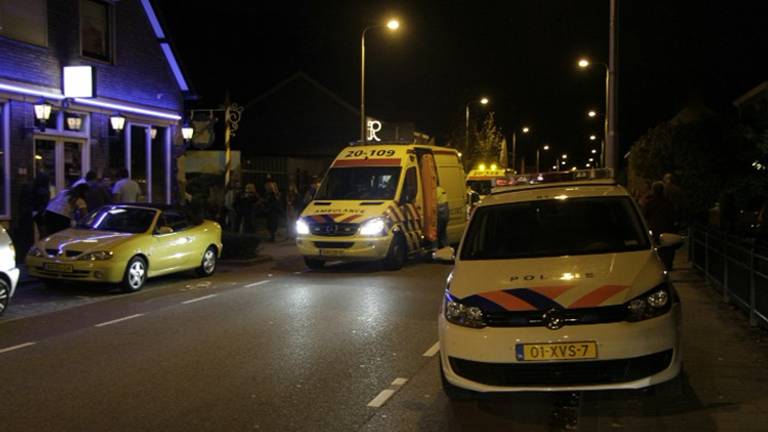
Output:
[{"left": 315, "top": 167, "right": 402, "bottom": 200}]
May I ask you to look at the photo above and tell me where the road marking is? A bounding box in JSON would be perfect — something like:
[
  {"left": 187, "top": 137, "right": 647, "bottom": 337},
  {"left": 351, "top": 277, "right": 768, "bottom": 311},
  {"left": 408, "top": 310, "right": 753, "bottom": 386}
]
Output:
[
  {"left": 391, "top": 377, "right": 408, "bottom": 386},
  {"left": 422, "top": 342, "right": 440, "bottom": 357},
  {"left": 0, "top": 342, "right": 36, "bottom": 354},
  {"left": 94, "top": 314, "right": 145, "bottom": 328},
  {"left": 245, "top": 280, "right": 270, "bottom": 288},
  {"left": 182, "top": 294, "right": 218, "bottom": 304},
  {"left": 367, "top": 389, "right": 396, "bottom": 408}
]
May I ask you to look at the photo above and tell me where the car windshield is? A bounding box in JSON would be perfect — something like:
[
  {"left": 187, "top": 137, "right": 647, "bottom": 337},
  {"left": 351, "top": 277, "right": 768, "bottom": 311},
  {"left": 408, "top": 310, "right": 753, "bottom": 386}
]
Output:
[
  {"left": 467, "top": 180, "right": 493, "bottom": 196},
  {"left": 314, "top": 167, "right": 402, "bottom": 200},
  {"left": 461, "top": 196, "right": 650, "bottom": 260},
  {"left": 78, "top": 207, "right": 157, "bottom": 234}
]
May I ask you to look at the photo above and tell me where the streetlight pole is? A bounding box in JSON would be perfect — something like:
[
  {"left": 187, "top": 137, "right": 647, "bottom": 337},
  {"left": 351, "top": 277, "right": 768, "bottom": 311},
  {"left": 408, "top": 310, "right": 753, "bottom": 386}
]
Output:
[
  {"left": 536, "top": 144, "right": 549, "bottom": 174},
  {"left": 465, "top": 97, "right": 488, "bottom": 163},
  {"left": 360, "top": 19, "right": 399, "bottom": 144}
]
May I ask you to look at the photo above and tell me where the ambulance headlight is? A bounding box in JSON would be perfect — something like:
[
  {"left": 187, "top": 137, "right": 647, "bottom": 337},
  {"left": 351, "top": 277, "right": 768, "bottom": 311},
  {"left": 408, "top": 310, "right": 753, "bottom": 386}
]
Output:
[
  {"left": 359, "top": 218, "right": 387, "bottom": 236},
  {"left": 295, "top": 219, "right": 310, "bottom": 235}
]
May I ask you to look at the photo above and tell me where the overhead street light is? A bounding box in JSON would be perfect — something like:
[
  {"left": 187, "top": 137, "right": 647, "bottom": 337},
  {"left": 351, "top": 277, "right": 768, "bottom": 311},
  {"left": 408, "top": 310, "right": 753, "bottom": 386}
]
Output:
[
  {"left": 360, "top": 18, "right": 400, "bottom": 143},
  {"left": 465, "top": 96, "right": 490, "bottom": 159},
  {"left": 590, "top": 135, "right": 597, "bottom": 141},
  {"left": 577, "top": 54, "right": 615, "bottom": 170},
  {"left": 588, "top": 110, "right": 597, "bottom": 118}
]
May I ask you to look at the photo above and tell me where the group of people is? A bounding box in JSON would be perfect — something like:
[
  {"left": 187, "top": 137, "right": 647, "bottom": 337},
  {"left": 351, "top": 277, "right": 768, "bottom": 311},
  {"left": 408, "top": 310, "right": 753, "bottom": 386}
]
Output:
[
  {"left": 220, "top": 174, "right": 321, "bottom": 241},
  {"left": 18, "top": 169, "right": 143, "bottom": 247}
]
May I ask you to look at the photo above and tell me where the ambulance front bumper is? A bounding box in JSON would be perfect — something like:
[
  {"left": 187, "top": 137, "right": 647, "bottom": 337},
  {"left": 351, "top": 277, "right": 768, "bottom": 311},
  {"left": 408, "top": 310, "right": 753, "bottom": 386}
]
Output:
[{"left": 296, "top": 234, "right": 393, "bottom": 261}]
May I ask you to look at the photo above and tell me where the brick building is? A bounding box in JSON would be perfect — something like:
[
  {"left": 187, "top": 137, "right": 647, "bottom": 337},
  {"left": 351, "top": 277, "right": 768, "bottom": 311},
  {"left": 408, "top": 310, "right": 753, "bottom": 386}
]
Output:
[{"left": 0, "top": 0, "right": 191, "bottom": 232}]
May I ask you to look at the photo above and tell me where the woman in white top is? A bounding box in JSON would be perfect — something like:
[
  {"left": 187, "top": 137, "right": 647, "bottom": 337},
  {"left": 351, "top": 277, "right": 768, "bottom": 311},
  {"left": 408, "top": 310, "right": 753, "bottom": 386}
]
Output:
[{"left": 44, "top": 183, "right": 90, "bottom": 235}]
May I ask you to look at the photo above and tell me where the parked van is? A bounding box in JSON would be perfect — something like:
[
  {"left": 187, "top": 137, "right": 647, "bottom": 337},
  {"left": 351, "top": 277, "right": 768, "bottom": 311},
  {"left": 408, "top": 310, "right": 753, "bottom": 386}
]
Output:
[
  {"left": 465, "top": 168, "right": 512, "bottom": 199},
  {"left": 296, "top": 143, "right": 467, "bottom": 269}
]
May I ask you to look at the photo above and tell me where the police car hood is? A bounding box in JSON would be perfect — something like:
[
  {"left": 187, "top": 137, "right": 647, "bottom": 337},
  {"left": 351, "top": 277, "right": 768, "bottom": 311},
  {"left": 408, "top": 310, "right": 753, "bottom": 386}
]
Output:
[
  {"left": 451, "top": 250, "right": 664, "bottom": 310},
  {"left": 300, "top": 200, "right": 396, "bottom": 225}
]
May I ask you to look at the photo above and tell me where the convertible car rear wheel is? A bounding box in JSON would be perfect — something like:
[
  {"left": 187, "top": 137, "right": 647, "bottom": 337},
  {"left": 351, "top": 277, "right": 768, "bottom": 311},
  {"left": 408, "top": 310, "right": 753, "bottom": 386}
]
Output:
[
  {"left": 196, "top": 246, "right": 217, "bottom": 277},
  {"left": 120, "top": 256, "right": 147, "bottom": 293}
]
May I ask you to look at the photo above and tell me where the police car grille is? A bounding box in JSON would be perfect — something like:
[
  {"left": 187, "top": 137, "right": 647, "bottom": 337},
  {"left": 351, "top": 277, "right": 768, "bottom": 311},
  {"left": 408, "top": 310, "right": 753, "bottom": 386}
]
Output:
[
  {"left": 309, "top": 223, "right": 358, "bottom": 237},
  {"left": 483, "top": 305, "right": 628, "bottom": 327},
  {"left": 449, "top": 350, "right": 673, "bottom": 386}
]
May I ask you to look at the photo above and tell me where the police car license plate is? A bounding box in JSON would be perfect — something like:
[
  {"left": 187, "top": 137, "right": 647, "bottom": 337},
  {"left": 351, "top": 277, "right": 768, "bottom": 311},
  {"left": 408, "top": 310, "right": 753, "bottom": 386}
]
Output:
[
  {"left": 44, "top": 263, "right": 73, "bottom": 273},
  {"left": 515, "top": 342, "right": 597, "bottom": 361},
  {"left": 319, "top": 249, "right": 344, "bottom": 256}
]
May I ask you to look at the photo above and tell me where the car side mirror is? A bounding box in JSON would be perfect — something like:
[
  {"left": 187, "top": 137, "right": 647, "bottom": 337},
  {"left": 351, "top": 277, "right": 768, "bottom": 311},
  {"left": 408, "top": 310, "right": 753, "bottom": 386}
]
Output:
[
  {"left": 432, "top": 246, "right": 455, "bottom": 263},
  {"left": 156, "top": 226, "right": 174, "bottom": 235},
  {"left": 659, "top": 233, "right": 683, "bottom": 248}
]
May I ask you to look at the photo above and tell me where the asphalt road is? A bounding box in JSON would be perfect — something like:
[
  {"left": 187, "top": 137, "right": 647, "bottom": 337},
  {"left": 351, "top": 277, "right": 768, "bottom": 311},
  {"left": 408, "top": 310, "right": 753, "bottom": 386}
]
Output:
[{"left": 1, "top": 247, "right": 768, "bottom": 431}]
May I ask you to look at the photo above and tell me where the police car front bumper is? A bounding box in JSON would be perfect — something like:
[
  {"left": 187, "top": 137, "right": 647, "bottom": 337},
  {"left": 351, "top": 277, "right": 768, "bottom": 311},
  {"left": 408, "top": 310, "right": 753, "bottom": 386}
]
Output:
[{"left": 296, "top": 234, "right": 394, "bottom": 261}]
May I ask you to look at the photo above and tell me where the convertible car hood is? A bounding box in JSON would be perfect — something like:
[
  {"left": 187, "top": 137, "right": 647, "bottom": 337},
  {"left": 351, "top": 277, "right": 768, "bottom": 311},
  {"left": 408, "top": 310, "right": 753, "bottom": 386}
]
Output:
[
  {"left": 39, "top": 229, "right": 135, "bottom": 254},
  {"left": 451, "top": 250, "right": 665, "bottom": 310}
]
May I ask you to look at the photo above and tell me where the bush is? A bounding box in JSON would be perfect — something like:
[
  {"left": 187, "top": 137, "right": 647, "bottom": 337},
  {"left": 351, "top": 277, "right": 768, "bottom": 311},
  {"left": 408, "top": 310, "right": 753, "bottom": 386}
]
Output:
[{"left": 220, "top": 232, "right": 261, "bottom": 260}]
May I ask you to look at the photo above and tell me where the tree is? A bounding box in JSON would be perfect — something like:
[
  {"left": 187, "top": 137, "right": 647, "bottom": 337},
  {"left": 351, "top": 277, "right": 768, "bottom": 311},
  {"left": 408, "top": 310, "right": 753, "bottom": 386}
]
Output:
[{"left": 629, "top": 115, "right": 757, "bottom": 223}]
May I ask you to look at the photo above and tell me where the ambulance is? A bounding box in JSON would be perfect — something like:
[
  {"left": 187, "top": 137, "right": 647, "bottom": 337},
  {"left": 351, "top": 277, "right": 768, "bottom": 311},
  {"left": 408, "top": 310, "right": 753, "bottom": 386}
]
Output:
[
  {"left": 295, "top": 143, "right": 468, "bottom": 270},
  {"left": 465, "top": 167, "right": 512, "bottom": 199}
]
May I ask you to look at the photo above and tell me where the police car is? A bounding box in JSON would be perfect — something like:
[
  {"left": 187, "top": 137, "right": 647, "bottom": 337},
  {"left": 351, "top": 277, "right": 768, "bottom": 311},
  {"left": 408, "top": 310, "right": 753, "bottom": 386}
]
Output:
[{"left": 435, "top": 170, "right": 683, "bottom": 396}]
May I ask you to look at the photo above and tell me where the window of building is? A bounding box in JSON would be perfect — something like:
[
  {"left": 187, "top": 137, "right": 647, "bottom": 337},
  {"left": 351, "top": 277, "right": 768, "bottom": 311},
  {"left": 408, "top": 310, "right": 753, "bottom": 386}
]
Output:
[
  {"left": 0, "top": 0, "right": 47, "bottom": 47},
  {"left": 80, "top": 0, "right": 112, "bottom": 62}
]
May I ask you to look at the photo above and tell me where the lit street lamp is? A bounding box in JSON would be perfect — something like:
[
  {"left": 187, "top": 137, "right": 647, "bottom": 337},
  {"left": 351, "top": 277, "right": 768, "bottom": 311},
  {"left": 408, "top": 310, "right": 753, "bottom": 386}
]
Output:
[
  {"left": 588, "top": 110, "right": 597, "bottom": 118},
  {"left": 536, "top": 144, "right": 549, "bottom": 174},
  {"left": 465, "top": 96, "right": 489, "bottom": 158},
  {"left": 578, "top": 55, "right": 615, "bottom": 170},
  {"left": 360, "top": 18, "right": 400, "bottom": 143},
  {"left": 590, "top": 135, "right": 597, "bottom": 141}
]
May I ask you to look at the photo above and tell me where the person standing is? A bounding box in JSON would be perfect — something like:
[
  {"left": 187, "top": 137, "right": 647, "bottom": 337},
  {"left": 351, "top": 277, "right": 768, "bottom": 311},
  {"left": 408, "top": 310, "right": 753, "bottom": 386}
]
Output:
[
  {"left": 264, "top": 178, "right": 282, "bottom": 242},
  {"left": 436, "top": 184, "right": 450, "bottom": 248},
  {"left": 112, "top": 168, "right": 141, "bottom": 203},
  {"left": 84, "top": 171, "right": 111, "bottom": 211},
  {"left": 285, "top": 184, "right": 300, "bottom": 239},
  {"left": 642, "top": 181, "right": 676, "bottom": 270},
  {"left": 44, "top": 183, "right": 90, "bottom": 234}
]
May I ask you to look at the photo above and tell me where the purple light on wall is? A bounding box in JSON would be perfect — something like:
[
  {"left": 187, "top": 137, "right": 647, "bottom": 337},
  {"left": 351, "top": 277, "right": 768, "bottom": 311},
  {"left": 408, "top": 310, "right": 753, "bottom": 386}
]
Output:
[
  {"left": 74, "top": 98, "right": 181, "bottom": 120},
  {"left": 140, "top": 0, "right": 166, "bottom": 39},
  {"left": 160, "top": 43, "right": 189, "bottom": 92},
  {"left": 0, "top": 82, "right": 63, "bottom": 100}
]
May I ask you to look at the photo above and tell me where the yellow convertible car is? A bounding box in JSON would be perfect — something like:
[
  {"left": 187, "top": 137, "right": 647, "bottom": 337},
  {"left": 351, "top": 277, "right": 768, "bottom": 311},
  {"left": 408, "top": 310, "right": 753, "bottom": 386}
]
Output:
[{"left": 26, "top": 204, "right": 223, "bottom": 292}]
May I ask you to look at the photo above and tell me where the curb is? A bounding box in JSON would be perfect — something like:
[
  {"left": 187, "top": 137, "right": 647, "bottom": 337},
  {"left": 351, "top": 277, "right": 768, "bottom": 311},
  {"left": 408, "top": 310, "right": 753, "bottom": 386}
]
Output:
[{"left": 219, "top": 255, "right": 273, "bottom": 265}]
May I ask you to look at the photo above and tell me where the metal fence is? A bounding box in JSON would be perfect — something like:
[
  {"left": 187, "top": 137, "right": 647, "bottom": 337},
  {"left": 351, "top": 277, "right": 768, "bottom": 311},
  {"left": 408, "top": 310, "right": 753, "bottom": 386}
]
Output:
[{"left": 689, "top": 224, "right": 768, "bottom": 328}]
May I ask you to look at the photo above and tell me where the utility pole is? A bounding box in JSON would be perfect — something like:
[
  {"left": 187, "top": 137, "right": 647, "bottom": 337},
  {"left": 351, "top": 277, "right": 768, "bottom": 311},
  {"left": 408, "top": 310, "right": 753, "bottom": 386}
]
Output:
[{"left": 606, "top": 0, "right": 619, "bottom": 171}]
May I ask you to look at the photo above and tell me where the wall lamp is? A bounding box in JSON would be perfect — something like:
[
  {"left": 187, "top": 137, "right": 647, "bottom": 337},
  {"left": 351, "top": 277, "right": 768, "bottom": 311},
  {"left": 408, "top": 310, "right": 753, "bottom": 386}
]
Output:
[
  {"left": 181, "top": 122, "right": 194, "bottom": 141},
  {"left": 33, "top": 99, "right": 53, "bottom": 131},
  {"left": 110, "top": 113, "right": 126, "bottom": 132}
]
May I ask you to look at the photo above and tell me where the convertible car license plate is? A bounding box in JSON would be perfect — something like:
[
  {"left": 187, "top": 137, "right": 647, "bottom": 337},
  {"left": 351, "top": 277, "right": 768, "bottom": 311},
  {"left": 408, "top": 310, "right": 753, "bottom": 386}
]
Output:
[
  {"left": 44, "top": 263, "right": 73, "bottom": 273},
  {"left": 319, "top": 249, "right": 344, "bottom": 256},
  {"left": 515, "top": 342, "right": 597, "bottom": 361}
]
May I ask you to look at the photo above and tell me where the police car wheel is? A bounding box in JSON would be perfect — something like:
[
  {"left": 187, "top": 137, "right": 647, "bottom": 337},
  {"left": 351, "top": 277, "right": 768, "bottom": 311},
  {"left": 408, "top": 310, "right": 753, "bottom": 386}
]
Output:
[
  {"left": 384, "top": 234, "right": 406, "bottom": 270},
  {"left": 440, "top": 361, "right": 476, "bottom": 401},
  {"left": 304, "top": 257, "right": 325, "bottom": 270}
]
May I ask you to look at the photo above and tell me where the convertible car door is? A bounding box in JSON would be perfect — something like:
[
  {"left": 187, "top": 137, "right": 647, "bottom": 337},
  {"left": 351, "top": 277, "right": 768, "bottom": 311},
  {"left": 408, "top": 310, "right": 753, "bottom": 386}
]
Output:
[{"left": 151, "top": 211, "right": 196, "bottom": 274}]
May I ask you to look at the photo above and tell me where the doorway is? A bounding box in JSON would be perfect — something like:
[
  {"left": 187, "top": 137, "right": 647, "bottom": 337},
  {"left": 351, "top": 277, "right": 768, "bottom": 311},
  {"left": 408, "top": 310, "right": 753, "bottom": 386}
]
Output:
[{"left": 33, "top": 137, "right": 87, "bottom": 194}]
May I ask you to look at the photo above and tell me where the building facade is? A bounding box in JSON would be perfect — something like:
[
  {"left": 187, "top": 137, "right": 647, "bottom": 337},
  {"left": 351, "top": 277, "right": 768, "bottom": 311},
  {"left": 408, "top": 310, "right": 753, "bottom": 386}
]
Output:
[{"left": 0, "top": 0, "right": 190, "bottom": 232}]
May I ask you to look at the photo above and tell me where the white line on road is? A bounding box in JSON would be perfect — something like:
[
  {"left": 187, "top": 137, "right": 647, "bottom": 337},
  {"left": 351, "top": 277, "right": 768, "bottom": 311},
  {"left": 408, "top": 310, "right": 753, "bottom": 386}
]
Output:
[
  {"left": 245, "top": 280, "right": 270, "bottom": 288},
  {"left": 94, "top": 314, "right": 145, "bottom": 328},
  {"left": 0, "top": 342, "right": 36, "bottom": 354},
  {"left": 391, "top": 377, "right": 408, "bottom": 386},
  {"left": 181, "top": 294, "right": 218, "bottom": 304},
  {"left": 367, "top": 389, "right": 396, "bottom": 408},
  {"left": 422, "top": 342, "right": 440, "bottom": 357}
]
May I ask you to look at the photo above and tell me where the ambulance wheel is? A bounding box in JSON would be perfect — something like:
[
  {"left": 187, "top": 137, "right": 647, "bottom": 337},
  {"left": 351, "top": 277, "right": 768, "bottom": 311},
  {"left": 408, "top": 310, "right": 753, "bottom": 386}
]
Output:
[
  {"left": 304, "top": 257, "right": 325, "bottom": 270},
  {"left": 384, "top": 233, "right": 406, "bottom": 270}
]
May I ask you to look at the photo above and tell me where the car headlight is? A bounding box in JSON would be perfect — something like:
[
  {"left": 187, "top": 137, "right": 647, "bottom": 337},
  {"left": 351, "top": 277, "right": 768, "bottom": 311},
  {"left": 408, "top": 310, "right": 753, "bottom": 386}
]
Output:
[
  {"left": 295, "top": 219, "right": 310, "bottom": 235},
  {"left": 359, "top": 218, "right": 387, "bottom": 236},
  {"left": 626, "top": 282, "right": 673, "bottom": 322},
  {"left": 28, "top": 247, "right": 45, "bottom": 258},
  {"left": 78, "top": 250, "right": 114, "bottom": 261},
  {"left": 444, "top": 293, "right": 486, "bottom": 328}
]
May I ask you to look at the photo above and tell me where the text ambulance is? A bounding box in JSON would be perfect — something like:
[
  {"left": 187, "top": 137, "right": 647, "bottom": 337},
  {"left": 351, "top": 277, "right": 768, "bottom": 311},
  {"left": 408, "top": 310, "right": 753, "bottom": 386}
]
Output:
[{"left": 296, "top": 144, "right": 467, "bottom": 270}]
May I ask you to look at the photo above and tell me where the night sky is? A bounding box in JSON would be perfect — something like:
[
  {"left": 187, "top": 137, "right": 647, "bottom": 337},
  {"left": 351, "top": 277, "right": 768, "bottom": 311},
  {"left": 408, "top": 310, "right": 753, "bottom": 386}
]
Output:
[{"left": 154, "top": 0, "right": 766, "bottom": 167}]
